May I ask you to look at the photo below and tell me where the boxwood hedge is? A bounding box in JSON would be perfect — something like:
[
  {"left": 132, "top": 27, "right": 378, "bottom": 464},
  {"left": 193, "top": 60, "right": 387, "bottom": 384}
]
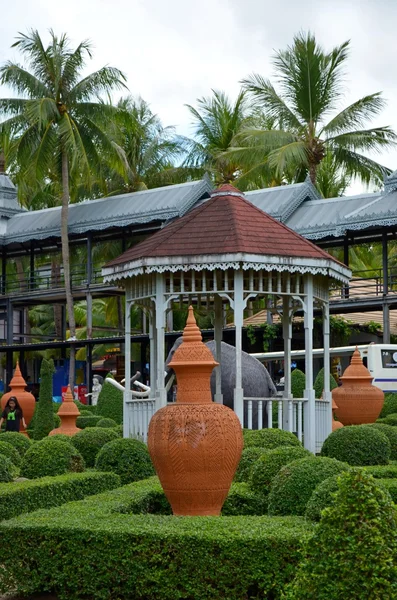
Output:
[
  {"left": 222, "top": 482, "right": 267, "bottom": 516},
  {"left": 243, "top": 428, "right": 301, "bottom": 450},
  {"left": 0, "top": 454, "right": 13, "bottom": 483},
  {"left": 305, "top": 474, "right": 341, "bottom": 522},
  {"left": 364, "top": 464, "right": 397, "bottom": 479},
  {"left": 95, "top": 438, "right": 155, "bottom": 484},
  {"left": 250, "top": 446, "right": 311, "bottom": 496},
  {"left": 268, "top": 456, "right": 350, "bottom": 516},
  {"left": 321, "top": 425, "right": 391, "bottom": 466},
  {"left": 379, "top": 393, "right": 397, "bottom": 418},
  {"left": 21, "top": 438, "right": 85, "bottom": 479},
  {"left": 0, "top": 471, "right": 120, "bottom": 521},
  {"left": 0, "top": 480, "right": 313, "bottom": 600},
  {"left": 234, "top": 447, "right": 268, "bottom": 483},
  {"left": 364, "top": 423, "right": 397, "bottom": 460},
  {"left": 72, "top": 427, "right": 119, "bottom": 467},
  {"left": 0, "top": 441, "right": 21, "bottom": 466},
  {"left": 1, "top": 432, "right": 32, "bottom": 456},
  {"left": 76, "top": 415, "right": 102, "bottom": 429}
]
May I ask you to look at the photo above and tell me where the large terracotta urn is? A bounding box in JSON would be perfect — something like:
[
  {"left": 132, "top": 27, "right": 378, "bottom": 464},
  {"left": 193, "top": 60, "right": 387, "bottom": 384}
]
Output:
[
  {"left": 332, "top": 398, "right": 344, "bottom": 431},
  {"left": 148, "top": 306, "right": 243, "bottom": 516},
  {"left": 1, "top": 362, "right": 36, "bottom": 436},
  {"left": 49, "top": 385, "right": 81, "bottom": 436},
  {"left": 332, "top": 348, "right": 384, "bottom": 425}
]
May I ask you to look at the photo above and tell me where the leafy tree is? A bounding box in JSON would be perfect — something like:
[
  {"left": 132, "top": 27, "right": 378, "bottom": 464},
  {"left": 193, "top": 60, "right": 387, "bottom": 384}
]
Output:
[
  {"left": 240, "top": 32, "right": 396, "bottom": 187},
  {"left": 33, "top": 358, "right": 55, "bottom": 440},
  {"left": 0, "top": 29, "right": 126, "bottom": 386}
]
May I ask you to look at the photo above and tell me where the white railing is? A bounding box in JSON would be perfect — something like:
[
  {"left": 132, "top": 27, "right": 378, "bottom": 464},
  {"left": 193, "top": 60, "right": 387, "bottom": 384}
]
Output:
[
  {"left": 243, "top": 397, "right": 306, "bottom": 443},
  {"left": 125, "top": 397, "right": 156, "bottom": 443},
  {"left": 315, "top": 399, "right": 331, "bottom": 453}
]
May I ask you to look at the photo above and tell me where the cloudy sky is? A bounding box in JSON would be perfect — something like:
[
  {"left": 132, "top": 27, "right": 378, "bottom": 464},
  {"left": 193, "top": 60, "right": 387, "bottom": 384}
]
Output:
[{"left": 1, "top": 0, "right": 396, "bottom": 193}]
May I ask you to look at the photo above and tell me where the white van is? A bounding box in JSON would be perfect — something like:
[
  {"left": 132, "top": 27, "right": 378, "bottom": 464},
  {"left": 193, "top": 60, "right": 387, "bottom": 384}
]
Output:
[{"left": 252, "top": 344, "right": 397, "bottom": 394}]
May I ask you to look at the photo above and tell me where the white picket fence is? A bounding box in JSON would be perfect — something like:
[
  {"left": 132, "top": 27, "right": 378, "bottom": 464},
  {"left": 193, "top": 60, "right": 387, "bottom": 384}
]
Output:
[{"left": 122, "top": 394, "right": 331, "bottom": 451}]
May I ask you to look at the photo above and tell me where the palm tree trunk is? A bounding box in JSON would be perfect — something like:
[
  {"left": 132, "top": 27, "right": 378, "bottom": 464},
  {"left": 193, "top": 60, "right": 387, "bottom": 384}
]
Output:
[
  {"left": 309, "top": 162, "right": 317, "bottom": 185},
  {"left": 61, "top": 150, "right": 76, "bottom": 388}
]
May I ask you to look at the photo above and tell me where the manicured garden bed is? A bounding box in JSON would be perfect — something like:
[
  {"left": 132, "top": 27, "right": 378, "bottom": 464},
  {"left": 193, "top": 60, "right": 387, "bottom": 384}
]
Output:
[{"left": 0, "top": 477, "right": 313, "bottom": 600}]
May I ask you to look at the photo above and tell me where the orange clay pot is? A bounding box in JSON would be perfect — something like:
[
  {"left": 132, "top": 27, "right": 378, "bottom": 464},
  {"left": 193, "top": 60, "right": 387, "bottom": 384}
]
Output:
[
  {"left": 148, "top": 306, "right": 243, "bottom": 516},
  {"left": 49, "top": 385, "right": 81, "bottom": 436},
  {"left": 332, "top": 348, "right": 384, "bottom": 426},
  {"left": 1, "top": 362, "right": 36, "bottom": 436},
  {"left": 332, "top": 397, "right": 344, "bottom": 431}
]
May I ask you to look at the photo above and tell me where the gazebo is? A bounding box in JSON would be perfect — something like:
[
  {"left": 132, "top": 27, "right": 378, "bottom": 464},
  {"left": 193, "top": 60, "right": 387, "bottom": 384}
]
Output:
[{"left": 103, "top": 184, "right": 351, "bottom": 452}]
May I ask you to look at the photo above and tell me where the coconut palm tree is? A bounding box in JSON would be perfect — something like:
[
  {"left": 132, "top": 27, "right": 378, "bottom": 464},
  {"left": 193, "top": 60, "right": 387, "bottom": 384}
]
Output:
[
  {"left": 0, "top": 29, "right": 126, "bottom": 386},
  {"left": 240, "top": 32, "right": 396, "bottom": 187},
  {"left": 184, "top": 89, "right": 252, "bottom": 185}
]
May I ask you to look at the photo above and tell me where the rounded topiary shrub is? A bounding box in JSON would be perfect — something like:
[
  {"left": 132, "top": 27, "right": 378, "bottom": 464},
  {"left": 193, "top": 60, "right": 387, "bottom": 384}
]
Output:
[
  {"left": 20, "top": 438, "right": 85, "bottom": 479},
  {"left": 379, "top": 393, "right": 397, "bottom": 418},
  {"left": 363, "top": 423, "right": 397, "bottom": 461},
  {"left": 96, "top": 376, "right": 123, "bottom": 425},
  {"left": 0, "top": 440, "right": 21, "bottom": 467},
  {"left": 285, "top": 470, "right": 397, "bottom": 599},
  {"left": 305, "top": 473, "right": 341, "bottom": 522},
  {"left": 0, "top": 454, "right": 14, "bottom": 482},
  {"left": 243, "top": 428, "right": 301, "bottom": 450},
  {"left": 97, "top": 417, "right": 118, "bottom": 429},
  {"left": 234, "top": 447, "right": 268, "bottom": 483},
  {"left": 380, "top": 413, "right": 397, "bottom": 427},
  {"left": 1, "top": 432, "right": 32, "bottom": 456},
  {"left": 74, "top": 400, "right": 96, "bottom": 414},
  {"left": 250, "top": 445, "right": 311, "bottom": 496},
  {"left": 72, "top": 427, "right": 119, "bottom": 467},
  {"left": 49, "top": 434, "right": 74, "bottom": 445},
  {"left": 291, "top": 369, "right": 306, "bottom": 398},
  {"left": 313, "top": 367, "right": 338, "bottom": 399},
  {"left": 76, "top": 415, "right": 102, "bottom": 429},
  {"left": 95, "top": 438, "right": 155, "bottom": 484},
  {"left": 321, "top": 425, "right": 391, "bottom": 466},
  {"left": 268, "top": 456, "right": 350, "bottom": 516}
]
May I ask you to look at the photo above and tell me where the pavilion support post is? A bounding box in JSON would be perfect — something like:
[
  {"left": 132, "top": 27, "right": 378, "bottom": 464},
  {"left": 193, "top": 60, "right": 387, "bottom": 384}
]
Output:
[
  {"left": 214, "top": 294, "right": 223, "bottom": 404},
  {"left": 123, "top": 282, "right": 132, "bottom": 438},
  {"left": 233, "top": 270, "right": 244, "bottom": 425},
  {"left": 382, "top": 232, "right": 390, "bottom": 344},
  {"left": 303, "top": 275, "right": 316, "bottom": 453},
  {"left": 282, "top": 295, "right": 292, "bottom": 431},
  {"left": 86, "top": 343, "right": 93, "bottom": 399},
  {"left": 155, "top": 273, "right": 166, "bottom": 409},
  {"left": 1, "top": 248, "right": 6, "bottom": 295},
  {"left": 148, "top": 306, "right": 157, "bottom": 398},
  {"left": 343, "top": 237, "right": 349, "bottom": 299},
  {"left": 30, "top": 243, "right": 35, "bottom": 291},
  {"left": 323, "top": 300, "right": 332, "bottom": 437}
]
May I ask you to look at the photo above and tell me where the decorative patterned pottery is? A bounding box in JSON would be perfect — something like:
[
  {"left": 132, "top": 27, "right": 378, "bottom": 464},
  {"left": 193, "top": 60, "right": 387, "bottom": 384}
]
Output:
[
  {"left": 332, "top": 348, "right": 384, "bottom": 425},
  {"left": 1, "top": 362, "right": 36, "bottom": 436},
  {"left": 148, "top": 306, "right": 243, "bottom": 516},
  {"left": 332, "top": 397, "right": 344, "bottom": 431},
  {"left": 49, "top": 385, "right": 81, "bottom": 436}
]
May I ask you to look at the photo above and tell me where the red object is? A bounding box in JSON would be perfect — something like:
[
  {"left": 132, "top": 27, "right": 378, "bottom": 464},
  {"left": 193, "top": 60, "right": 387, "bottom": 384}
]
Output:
[
  {"left": 148, "top": 306, "right": 243, "bottom": 516},
  {"left": 1, "top": 362, "right": 36, "bottom": 437},
  {"left": 332, "top": 348, "right": 384, "bottom": 425},
  {"left": 106, "top": 184, "right": 343, "bottom": 268},
  {"left": 61, "top": 385, "right": 87, "bottom": 404},
  {"left": 50, "top": 385, "right": 81, "bottom": 437}
]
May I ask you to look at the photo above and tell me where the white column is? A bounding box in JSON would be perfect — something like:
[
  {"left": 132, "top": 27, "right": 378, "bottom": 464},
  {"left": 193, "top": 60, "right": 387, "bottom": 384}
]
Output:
[
  {"left": 123, "top": 284, "right": 132, "bottom": 439},
  {"left": 148, "top": 306, "right": 157, "bottom": 397},
  {"left": 282, "top": 295, "right": 292, "bottom": 430},
  {"left": 323, "top": 300, "right": 332, "bottom": 437},
  {"left": 155, "top": 273, "right": 166, "bottom": 409},
  {"left": 303, "top": 275, "right": 315, "bottom": 453},
  {"left": 214, "top": 293, "right": 223, "bottom": 404},
  {"left": 234, "top": 270, "right": 244, "bottom": 425}
]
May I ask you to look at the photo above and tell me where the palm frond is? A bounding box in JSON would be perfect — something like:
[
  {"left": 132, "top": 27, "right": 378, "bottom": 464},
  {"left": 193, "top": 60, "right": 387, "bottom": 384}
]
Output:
[
  {"left": 68, "top": 67, "right": 127, "bottom": 103},
  {"left": 327, "top": 127, "right": 397, "bottom": 153},
  {"left": 322, "top": 93, "right": 387, "bottom": 136},
  {"left": 331, "top": 146, "right": 391, "bottom": 186},
  {"left": 267, "top": 141, "right": 309, "bottom": 176}
]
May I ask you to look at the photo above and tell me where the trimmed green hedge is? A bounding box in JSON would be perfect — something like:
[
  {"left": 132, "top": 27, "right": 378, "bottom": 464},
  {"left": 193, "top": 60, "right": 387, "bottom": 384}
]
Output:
[
  {"left": 268, "top": 456, "right": 350, "bottom": 516},
  {"left": 0, "top": 441, "right": 21, "bottom": 466},
  {"left": 0, "top": 480, "right": 313, "bottom": 600},
  {"left": 313, "top": 367, "right": 338, "bottom": 399},
  {"left": 321, "top": 425, "right": 391, "bottom": 466},
  {"left": 305, "top": 474, "right": 340, "bottom": 522},
  {"left": 74, "top": 400, "right": 96, "bottom": 414},
  {"left": 21, "top": 438, "right": 85, "bottom": 479},
  {"left": 243, "top": 428, "right": 301, "bottom": 450},
  {"left": 0, "top": 455, "right": 13, "bottom": 483},
  {"left": 96, "top": 375, "right": 123, "bottom": 424},
  {"left": 76, "top": 415, "right": 102, "bottom": 429},
  {"left": 222, "top": 482, "right": 267, "bottom": 516},
  {"left": 72, "top": 427, "right": 119, "bottom": 467},
  {"left": 379, "top": 393, "right": 397, "bottom": 418},
  {"left": 0, "top": 471, "right": 120, "bottom": 521},
  {"left": 97, "top": 417, "right": 118, "bottom": 428},
  {"left": 364, "top": 464, "right": 397, "bottom": 479},
  {"left": 1, "top": 432, "right": 31, "bottom": 456},
  {"left": 250, "top": 446, "right": 311, "bottom": 496},
  {"left": 379, "top": 413, "right": 397, "bottom": 427},
  {"left": 364, "top": 423, "right": 397, "bottom": 460},
  {"left": 234, "top": 447, "right": 268, "bottom": 483},
  {"left": 291, "top": 369, "right": 306, "bottom": 398},
  {"left": 95, "top": 438, "right": 155, "bottom": 484}
]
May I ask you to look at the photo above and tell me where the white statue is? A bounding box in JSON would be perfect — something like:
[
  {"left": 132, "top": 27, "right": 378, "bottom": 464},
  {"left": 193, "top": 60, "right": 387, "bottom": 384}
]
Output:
[{"left": 85, "top": 375, "right": 103, "bottom": 406}]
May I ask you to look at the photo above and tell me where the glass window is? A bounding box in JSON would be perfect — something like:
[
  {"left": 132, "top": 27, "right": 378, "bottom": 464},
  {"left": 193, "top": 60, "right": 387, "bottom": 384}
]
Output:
[{"left": 381, "top": 350, "right": 397, "bottom": 369}]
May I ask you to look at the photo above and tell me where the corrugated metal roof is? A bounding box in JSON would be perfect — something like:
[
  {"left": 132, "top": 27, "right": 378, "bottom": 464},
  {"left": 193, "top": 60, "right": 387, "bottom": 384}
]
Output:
[
  {"left": 2, "top": 177, "right": 213, "bottom": 244},
  {"left": 245, "top": 179, "right": 320, "bottom": 221}
]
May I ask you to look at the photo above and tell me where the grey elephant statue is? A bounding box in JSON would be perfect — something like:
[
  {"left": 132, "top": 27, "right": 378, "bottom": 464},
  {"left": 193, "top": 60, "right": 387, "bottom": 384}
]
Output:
[{"left": 165, "top": 339, "right": 277, "bottom": 426}]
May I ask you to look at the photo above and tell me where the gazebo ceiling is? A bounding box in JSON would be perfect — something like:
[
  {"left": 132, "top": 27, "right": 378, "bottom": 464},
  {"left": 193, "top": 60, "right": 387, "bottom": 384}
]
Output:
[{"left": 103, "top": 185, "right": 351, "bottom": 284}]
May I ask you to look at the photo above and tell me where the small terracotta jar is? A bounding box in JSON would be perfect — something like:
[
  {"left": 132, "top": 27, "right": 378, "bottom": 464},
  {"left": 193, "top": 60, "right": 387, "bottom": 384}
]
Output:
[
  {"left": 1, "top": 362, "right": 36, "bottom": 436},
  {"left": 332, "top": 397, "right": 344, "bottom": 431},
  {"left": 148, "top": 306, "right": 243, "bottom": 516},
  {"left": 332, "top": 348, "right": 384, "bottom": 426},
  {"left": 49, "top": 385, "right": 81, "bottom": 436}
]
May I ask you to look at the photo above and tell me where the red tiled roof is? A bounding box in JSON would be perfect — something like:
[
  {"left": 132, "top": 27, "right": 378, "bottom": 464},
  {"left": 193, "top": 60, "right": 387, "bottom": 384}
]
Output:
[{"left": 106, "top": 184, "right": 343, "bottom": 268}]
